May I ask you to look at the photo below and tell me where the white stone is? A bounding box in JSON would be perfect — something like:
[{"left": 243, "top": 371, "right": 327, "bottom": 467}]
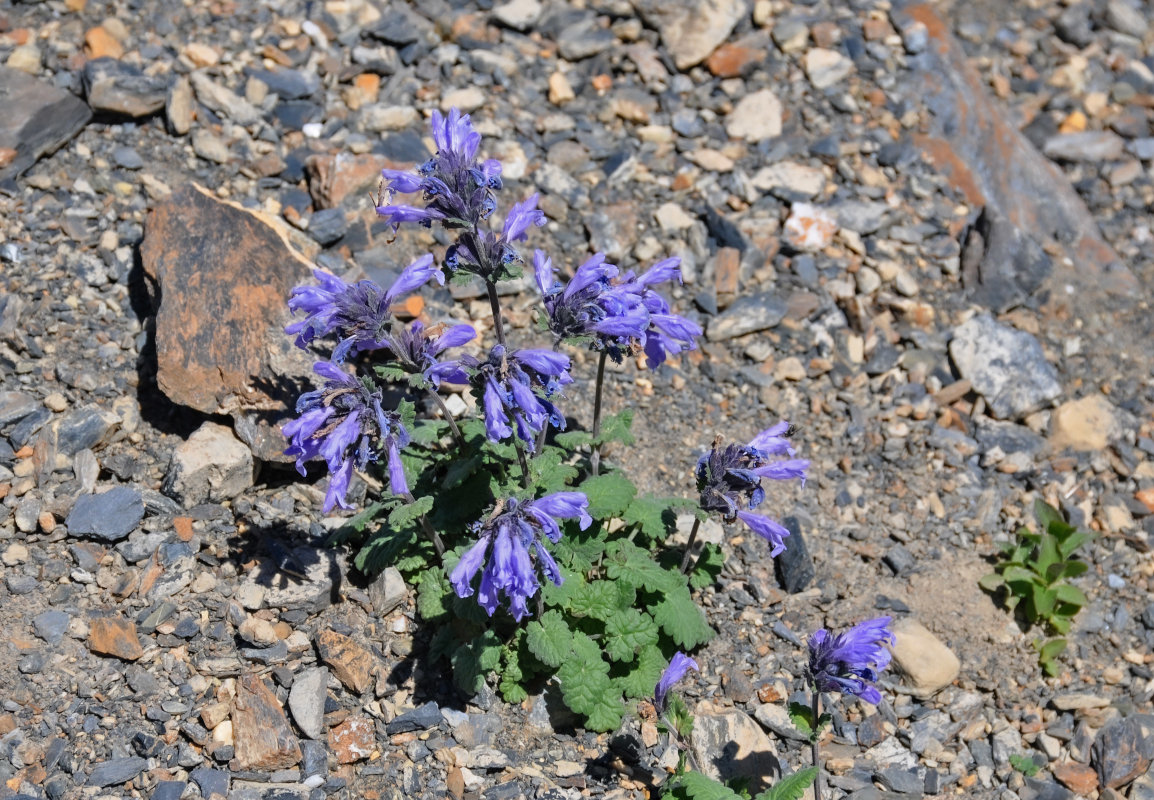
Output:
[
  {"left": 289, "top": 667, "right": 329, "bottom": 740},
  {"left": 163, "top": 421, "right": 254, "bottom": 505},
  {"left": 492, "top": 0, "right": 542, "bottom": 31},
  {"left": 690, "top": 705, "right": 779, "bottom": 788},
  {"left": 751, "top": 162, "right": 825, "bottom": 199},
  {"left": 889, "top": 618, "right": 961, "bottom": 697},
  {"left": 362, "top": 105, "right": 418, "bottom": 132},
  {"left": 803, "top": 48, "right": 854, "bottom": 89},
  {"left": 783, "top": 203, "right": 837, "bottom": 251},
  {"left": 441, "top": 87, "right": 485, "bottom": 113},
  {"left": 655, "top": 202, "right": 696, "bottom": 232},
  {"left": 725, "top": 89, "right": 782, "bottom": 142}
]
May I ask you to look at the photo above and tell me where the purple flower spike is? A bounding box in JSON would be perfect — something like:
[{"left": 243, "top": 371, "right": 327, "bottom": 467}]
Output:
[
  {"left": 283, "top": 361, "right": 410, "bottom": 513},
  {"left": 459, "top": 345, "right": 571, "bottom": 452},
  {"left": 807, "top": 617, "right": 896, "bottom": 705},
  {"left": 617, "top": 256, "right": 701, "bottom": 369},
  {"left": 502, "top": 193, "right": 546, "bottom": 243},
  {"left": 384, "top": 254, "right": 443, "bottom": 305},
  {"left": 696, "top": 421, "right": 807, "bottom": 558},
  {"left": 655, "top": 652, "right": 698, "bottom": 713},
  {"left": 451, "top": 494, "right": 588, "bottom": 621}
]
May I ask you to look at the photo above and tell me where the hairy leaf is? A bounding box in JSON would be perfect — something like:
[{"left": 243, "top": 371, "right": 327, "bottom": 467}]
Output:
[
  {"left": 653, "top": 584, "right": 715, "bottom": 649},
  {"left": 613, "top": 644, "right": 666, "bottom": 699},
  {"left": 674, "top": 771, "right": 744, "bottom": 800},
  {"left": 754, "top": 767, "right": 818, "bottom": 800},
  {"left": 417, "top": 570, "right": 452, "bottom": 622},
  {"left": 595, "top": 408, "right": 636, "bottom": 447},
  {"left": 581, "top": 473, "right": 637, "bottom": 519},
  {"left": 604, "top": 609, "right": 659, "bottom": 662},
  {"left": 569, "top": 580, "right": 627, "bottom": 621},
  {"left": 525, "top": 610, "right": 573, "bottom": 668},
  {"left": 388, "top": 495, "right": 435, "bottom": 529}
]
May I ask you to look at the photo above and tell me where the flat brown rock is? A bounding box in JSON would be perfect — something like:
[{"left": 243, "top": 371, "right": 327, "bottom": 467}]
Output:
[
  {"left": 316, "top": 630, "right": 376, "bottom": 694},
  {"left": 306, "top": 152, "right": 412, "bottom": 209},
  {"left": 231, "top": 674, "right": 301, "bottom": 770},
  {"left": 1052, "top": 761, "right": 1098, "bottom": 795},
  {"left": 87, "top": 615, "right": 144, "bottom": 661},
  {"left": 139, "top": 183, "right": 315, "bottom": 461}
]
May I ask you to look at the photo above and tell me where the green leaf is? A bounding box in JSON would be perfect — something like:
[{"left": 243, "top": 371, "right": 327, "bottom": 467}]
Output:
[
  {"left": 1035, "top": 534, "right": 1061, "bottom": 576},
  {"left": 554, "top": 430, "right": 593, "bottom": 450},
  {"left": 605, "top": 539, "right": 679, "bottom": 592},
  {"left": 676, "top": 771, "right": 744, "bottom": 800},
  {"left": 1049, "top": 616, "right": 1070, "bottom": 635},
  {"left": 417, "top": 570, "right": 452, "bottom": 622},
  {"left": 688, "top": 543, "right": 726, "bottom": 589},
  {"left": 653, "top": 584, "right": 715, "bottom": 649},
  {"left": 388, "top": 495, "right": 434, "bottom": 528},
  {"left": 595, "top": 408, "right": 636, "bottom": 447},
  {"left": 353, "top": 527, "right": 419, "bottom": 575},
  {"left": 1002, "top": 565, "right": 1039, "bottom": 584},
  {"left": 613, "top": 644, "right": 666, "bottom": 699},
  {"left": 1031, "top": 585, "right": 1057, "bottom": 619},
  {"left": 604, "top": 609, "right": 659, "bottom": 662},
  {"left": 396, "top": 397, "right": 417, "bottom": 433},
  {"left": 557, "top": 632, "right": 621, "bottom": 730},
  {"left": 1053, "top": 583, "right": 1087, "bottom": 608},
  {"left": 428, "top": 626, "right": 458, "bottom": 664},
  {"left": 622, "top": 496, "right": 673, "bottom": 543},
  {"left": 531, "top": 447, "right": 580, "bottom": 493},
  {"left": 787, "top": 702, "right": 814, "bottom": 738},
  {"left": 451, "top": 630, "right": 502, "bottom": 694},
  {"left": 442, "top": 454, "right": 483, "bottom": 490},
  {"left": 569, "top": 580, "right": 627, "bottom": 621},
  {"left": 327, "top": 501, "right": 390, "bottom": 545},
  {"left": 525, "top": 610, "right": 573, "bottom": 668},
  {"left": 581, "top": 473, "right": 637, "bottom": 518},
  {"left": 1058, "top": 531, "right": 1095, "bottom": 560},
  {"left": 1033, "top": 499, "right": 1065, "bottom": 533},
  {"left": 373, "top": 364, "right": 410, "bottom": 383},
  {"left": 1034, "top": 637, "right": 1067, "bottom": 662},
  {"left": 978, "top": 572, "right": 1005, "bottom": 593},
  {"left": 1009, "top": 754, "right": 1041, "bottom": 777},
  {"left": 754, "top": 767, "right": 818, "bottom": 800},
  {"left": 499, "top": 647, "right": 529, "bottom": 704},
  {"left": 409, "top": 419, "right": 447, "bottom": 446}
]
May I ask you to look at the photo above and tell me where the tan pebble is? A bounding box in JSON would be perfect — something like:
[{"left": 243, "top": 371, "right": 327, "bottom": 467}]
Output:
[
  {"left": 43, "top": 393, "right": 68, "bottom": 412},
  {"left": 548, "top": 72, "right": 575, "bottom": 105},
  {"left": 183, "top": 42, "right": 219, "bottom": 67},
  {"left": 38, "top": 511, "right": 56, "bottom": 533},
  {"left": 85, "top": 26, "right": 124, "bottom": 59}
]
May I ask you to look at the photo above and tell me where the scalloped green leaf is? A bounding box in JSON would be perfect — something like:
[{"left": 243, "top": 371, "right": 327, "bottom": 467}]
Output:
[
  {"left": 605, "top": 539, "right": 679, "bottom": 592},
  {"left": 526, "top": 610, "right": 573, "bottom": 668},
  {"left": 653, "top": 584, "right": 715, "bottom": 649},
  {"left": 675, "top": 771, "right": 744, "bottom": 800},
  {"left": 613, "top": 644, "right": 666, "bottom": 699},
  {"left": 388, "top": 495, "right": 434, "bottom": 528},
  {"left": 755, "top": 767, "right": 818, "bottom": 800},
  {"left": 603, "top": 609, "right": 659, "bottom": 662},
  {"left": 569, "top": 580, "right": 626, "bottom": 621},
  {"left": 581, "top": 473, "right": 637, "bottom": 519},
  {"left": 595, "top": 408, "right": 635, "bottom": 447}
]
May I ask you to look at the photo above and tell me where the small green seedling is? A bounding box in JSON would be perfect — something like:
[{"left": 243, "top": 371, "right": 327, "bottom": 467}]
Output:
[
  {"left": 979, "top": 499, "right": 1095, "bottom": 675},
  {"left": 1009, "top": 753, "right": 1041, "bottom": 777}
]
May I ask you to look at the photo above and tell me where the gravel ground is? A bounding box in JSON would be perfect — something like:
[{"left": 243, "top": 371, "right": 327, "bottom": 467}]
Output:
[{"left": 2, "top": 0, "right": 1154, "bottom": 799}]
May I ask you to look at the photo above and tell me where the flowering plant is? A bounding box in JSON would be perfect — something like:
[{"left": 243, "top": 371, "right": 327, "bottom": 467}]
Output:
[{"left": 283, "top": 108, "right": 811, "bottom": 732}]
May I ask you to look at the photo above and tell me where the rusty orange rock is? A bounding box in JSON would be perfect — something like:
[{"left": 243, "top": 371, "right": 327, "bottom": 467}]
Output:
[
  {"left": 706, "top": 42, "right": 761, "bottom": 78},
  {"left": 306, "top": 152, "right": 410, "bottom": 210},
  {"left": 232, "top": 675, "right": 301, "bottom": 770},
  {"left": 88, "top": 614, "right": 144, "bottom": 660},
  {"left": 1051, "top": 761, "right": 1098, "bottom": 796},
  {"left": 316, "top": 630, "right": 375, "bottom": 694},
  {"left": 329, "top": 716, "right": 374, "bottom": 764}
]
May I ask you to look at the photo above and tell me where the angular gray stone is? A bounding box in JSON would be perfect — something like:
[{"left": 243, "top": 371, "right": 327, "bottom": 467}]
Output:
[
  {"left": 66, "top": 486, "right": 145, "bottom": 542},
  {"left": 0, "top": 391, "right": 37, "bottom": 427},
  {"left": 1042, "top": 131, "right": 1126, "bottom": 163},
  {"left": 83, "top": 58, "right": 168, "bottom": 117},
  {"left": 706, "top": 292, "right": 787, "bottom": 341},
  {"left": 1093, "top": 717, "right": 1154, "bottom": 789},
  {"left": 52, "top": 405, "right": 120, "bottom": 456},
  {"left": 492, "top": 0, "right": 542, "bottom": 31},
  {"left": 33, "top": 610, "right": 71, "bottom": 645},
  {"left": 163, "top": 421, "right": 254, "bottom": 505},
  {"left": 87, "top": 756, "right": 147, "bottom": 788},
  {"left": 288, "top": 667, "right": 329, "bottom": 740},
  {"left": 189, "top": 72, "right": 262, "bottom": 126},
  {"left": 948, "top": 314, "right": 1061, "bottom": 420},
  {"left": 0, "top": 67, "right": 91, "bottom": 188},
  {"left": 690, "top": 706, "right": 780, "bottom": 793}
]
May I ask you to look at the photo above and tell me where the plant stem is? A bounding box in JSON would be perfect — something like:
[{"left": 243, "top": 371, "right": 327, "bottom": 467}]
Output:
[
  {"left": 812, "top": 691, "right": 823, "bottom": 800},
  {"left": 403, "top": 491, "right": 444, "bottom": 556},
  {"left": 426, "top": 389, "right": 464, "bottom": 449},
  {"left": 590, "top": 349, "right": 609, "bottom": 476},
  {"left": 679, "top": 517, "right": 702, "bottom": 574}
]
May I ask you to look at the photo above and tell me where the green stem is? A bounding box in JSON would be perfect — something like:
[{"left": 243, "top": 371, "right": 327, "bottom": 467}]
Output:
[
  {"left": 590, "top": 349, "right": 609, "bottom": 477},
  {"left": 679, "top": 517, "right": 702, "bottom": 574},
  {"left": 403, "top": 491, "right": 444, "bottom": 556},
  {"left": 426, "top": 389, "right": 464, "bottom": 449},
  {"left": 812, "top": 691, "right": 823, "bottom": 800}
]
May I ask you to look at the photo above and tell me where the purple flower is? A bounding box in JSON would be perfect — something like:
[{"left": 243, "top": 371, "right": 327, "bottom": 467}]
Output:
[
  {"left": 461, "top": 344, "right": 572, "bottom": 452},
  {"left": 445, "top": 194, "right": 546, "bottom": 281},
  {"left": 807, "top": 617, "right": 896, "bottom": 705},
  {"left": 654, "top": 652, "right": 698, "bottom": 713},
  {"left": 450, "top": 493, "right": 591, "bottom": 621},
  {"left": 285, "top": 255, "right": 443, "bottom": 361},
  {"left": 283, "top": 361, "right": 410, "bottom": 513},
  {"left": 696, "top": 422, "right": 809, "bottom": 557},
  {"left": 376, "top": 108, "right": 501, "bottom": 231},
  {"left": 618, "top": 257, "right": 702, "bottom": 369},
  {"left": 385, "top": 320, "right": 475, "bottom": 387},
  {"left": 534, "top": 250, "right": 650, "bottom": 361}
]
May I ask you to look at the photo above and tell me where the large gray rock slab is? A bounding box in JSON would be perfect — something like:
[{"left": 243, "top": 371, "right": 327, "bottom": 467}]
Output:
[{"left": 0, "top": 66, "right": 90, "bottom": 191}]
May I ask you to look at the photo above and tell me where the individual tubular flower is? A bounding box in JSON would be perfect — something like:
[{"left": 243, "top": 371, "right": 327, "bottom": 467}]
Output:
[
  {"left": 619, "top": 257, "right": 702, "bottom": 369},
  {"left": 384, "top": 319, "right": 475, "bottom": 388},
  {"left": 533, "top": 250, "right": 650, "bottom": 361},
  {"left": 807, "top": 617, "right": 896, "bottom": 705},
  {"left": 377, "top": 107, "right": 502, "bottom": 230},
  {"left": 285, "top": 255, "right": 444, "bottom": 361},
  {"left": 444, "top": 194, "right": 546, "bottom": 281},
  {"left": 462, "top": 344, "right": 572, "bottom": 451},
  {"left": 654, "top": 652, "right": 699, "bottom": 714},
  {"left": 283, "top": 361, "right": 411, "bottom": 513},
  {"left": 450, "top": 493, "right": 591, "bottom": 621},
  {"left": 696, "top": 422, "right": 809, "bottom": 557}
]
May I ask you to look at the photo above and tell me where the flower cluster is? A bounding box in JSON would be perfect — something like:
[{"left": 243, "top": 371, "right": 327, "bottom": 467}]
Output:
[
  {"left": 807, "top": 617, "right": 896, "bottom": 705},
  {"left": 386, "top": 319, "right": 475, "bottom": 388},
  {"left": 459, "top": 345, "right": 572, "bottom": 451},
  {"left": 533, "top": 251, "right": 701, "bottom": 368},
  {"left": 286, "top": 254, "right": 444, "bottom": 362},
  {"left": 696, "top": 421, "right": 809, "bottom": 556},
  {"left": 283, "top": 362, "right": 410, "bottom": 513},
  {"left": 451, "top": 493, "right": 591, "bottom": 621}
]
